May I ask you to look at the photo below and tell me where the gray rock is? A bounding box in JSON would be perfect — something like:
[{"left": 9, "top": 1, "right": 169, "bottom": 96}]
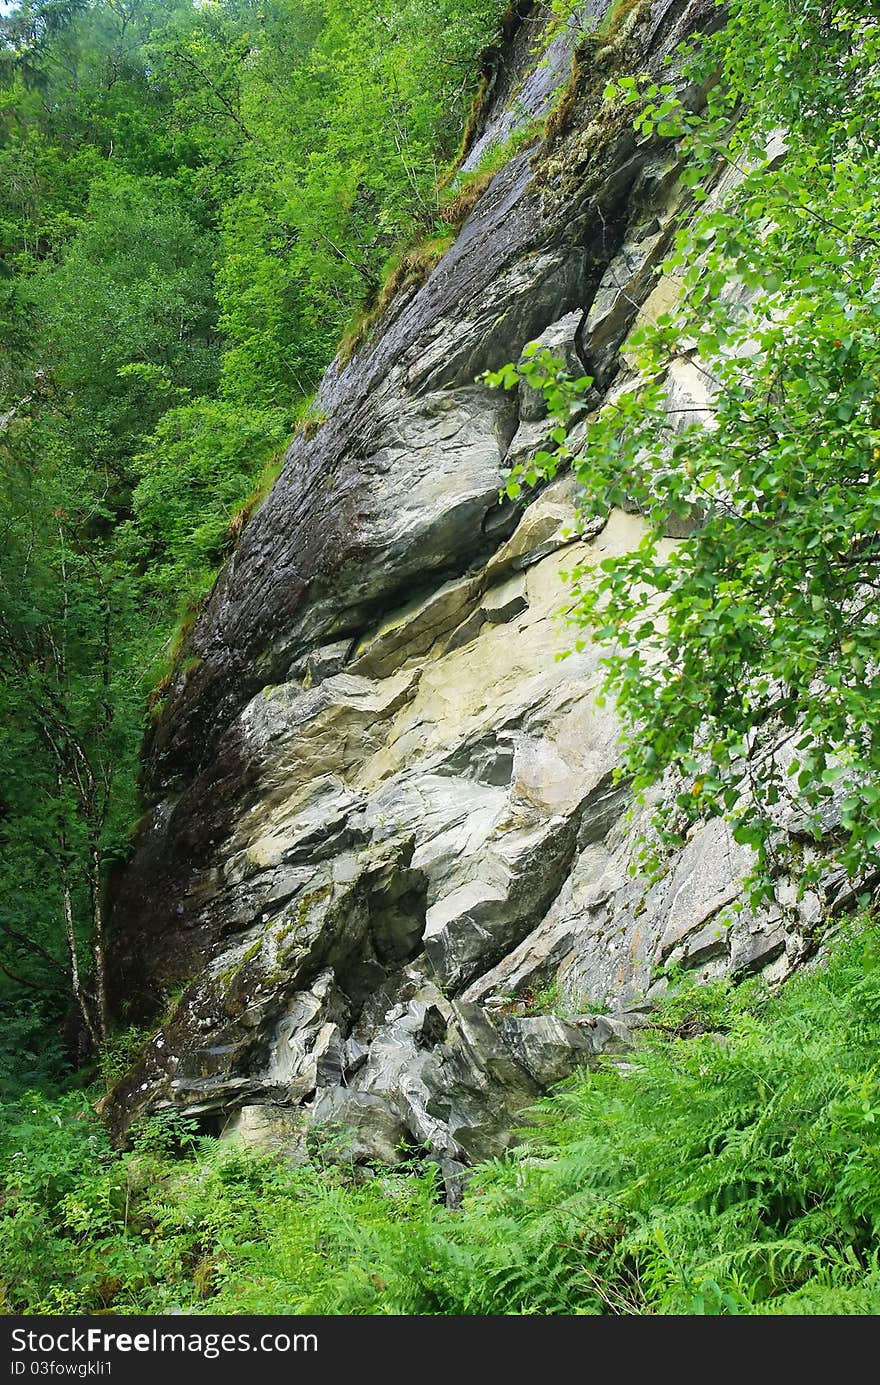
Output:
[
  {"left": 422, "top": 813, "right": 577, "bottom": 991},
  {"left": 482, "top": 572, "right": 528, "bottom": 623},
  {"left": 102, "top": 0, "right": 826, "bottom": 1168},
  {"left": 349, "top": 575, "right": 478, "bottom": 678},
  {"left": 729, "top": 916, "right": 786, "bottom": 975},
  {"left": 500, "top": 1012, "right": 631, "bottom": 1086},
  {"left": 221, "top": 1104, "right": 308, "bottom": 1166},
  {"left": 579, "top": 227, "right": 671, "bottom": 385},
  {"left": 287, "top": 639, "right": 354, "bottom": 686},
  {"left": 656, "top": 819, "right": 756, "bottom": 961},
  {"left": 310, "top": 1089, "right": 410, "bottom": 1165},
  {"left": 517, "top": 310, "right": 585, "bottom": 421}
]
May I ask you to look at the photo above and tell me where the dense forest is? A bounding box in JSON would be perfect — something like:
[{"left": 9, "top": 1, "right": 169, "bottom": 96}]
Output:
[{"left": 2, "top": 0, "right": 880, "bottom": 1317}]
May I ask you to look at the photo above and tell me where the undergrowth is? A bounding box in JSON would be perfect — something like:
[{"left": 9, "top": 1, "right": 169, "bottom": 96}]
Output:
[{"left": 3, "top": 913, "right": 880, "bottom": 1314}]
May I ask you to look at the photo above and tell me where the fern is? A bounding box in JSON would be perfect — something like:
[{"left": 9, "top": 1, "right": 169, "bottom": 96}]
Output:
[{"left": 4, "top": 913, "right": 880, "bottom": 1314}]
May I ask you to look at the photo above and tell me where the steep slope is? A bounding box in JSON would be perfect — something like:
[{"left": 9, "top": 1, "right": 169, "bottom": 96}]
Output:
[{"left": 104, "top": 0, "right": 821, "bottom": 1175}]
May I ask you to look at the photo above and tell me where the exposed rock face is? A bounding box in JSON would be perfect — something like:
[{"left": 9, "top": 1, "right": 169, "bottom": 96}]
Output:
[{"left": 104, "top": 0, "right": 818, "bottom": 1172}]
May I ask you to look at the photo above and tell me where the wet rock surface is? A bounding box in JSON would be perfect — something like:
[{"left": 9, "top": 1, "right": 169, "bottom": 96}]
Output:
[{"left": 104, "top": 0, "right": 818, "bottom": 1173}]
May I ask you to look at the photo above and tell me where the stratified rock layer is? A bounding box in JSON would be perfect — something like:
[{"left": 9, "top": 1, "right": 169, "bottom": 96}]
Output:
[{"left": 104, "top": 0, "right": 819, "bottom": 1170}]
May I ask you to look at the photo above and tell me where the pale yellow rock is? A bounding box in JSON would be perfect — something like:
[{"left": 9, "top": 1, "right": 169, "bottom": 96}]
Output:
[
  {"left": 483, "top": 473, "right": 580, "bottom": 583},
  {"left": 349, "top": 574, "right": 477, "bottom": 678},
  {"left": 620, "top": 274, "right": 681, "bottom": 370},
  {"left": 357, "top": 509, "right": 649, "bottom": 793}
]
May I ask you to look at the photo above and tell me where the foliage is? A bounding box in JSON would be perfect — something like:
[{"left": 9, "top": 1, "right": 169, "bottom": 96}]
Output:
[
  {"left": 212, "top": 0, "right": 504, "bottom": 387},
  {"left": 0, "top": 999, "right": 67, "bottom": 1100},
  {"left": 3, "top": 0, "right": 879, "bottom": 1325},
  {"left": 128, "top": 398, "right": 289, "bottom": 603},
  {"left": 438, "top": 914, "right": 880, "bottom": 1316},
  {"left": 97, "top": 1025, "right": 154, "bottom": 1090},
  {"left": 487, "top": 0, "right": 880, "bottom": 905},
  {"left": 4, "top": 915, "right": 880, "bottom": 1314},
  {"left": 0, "top": 435, "right": 145, "bottom": 1043},
  {"left": 29, "top": 173, "right": 218, "bottom": 434},
  {"left": 0, "top": 1086, "right": 443, "bottom": 1313}
]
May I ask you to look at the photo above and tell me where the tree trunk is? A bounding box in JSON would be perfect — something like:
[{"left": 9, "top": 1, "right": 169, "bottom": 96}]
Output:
[
  {"left": 61, "top": 862, "right": 100, "bottom": 1051},
  {"left": 88, "top": 839, "right": 110, "bottom": 1046}
]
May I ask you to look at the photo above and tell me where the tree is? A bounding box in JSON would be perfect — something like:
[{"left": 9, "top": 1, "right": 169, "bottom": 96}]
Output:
[
  {"left": 491, "top": 0, "right": 880, "bottom": 905},
  {"left": 0, "top": 433, "right": 142, "bottom": 1047}
]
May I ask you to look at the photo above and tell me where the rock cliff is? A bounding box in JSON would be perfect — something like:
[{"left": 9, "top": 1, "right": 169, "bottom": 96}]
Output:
[{"left": 103, "top": 0, "right": 824, "bottom": 1178}]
